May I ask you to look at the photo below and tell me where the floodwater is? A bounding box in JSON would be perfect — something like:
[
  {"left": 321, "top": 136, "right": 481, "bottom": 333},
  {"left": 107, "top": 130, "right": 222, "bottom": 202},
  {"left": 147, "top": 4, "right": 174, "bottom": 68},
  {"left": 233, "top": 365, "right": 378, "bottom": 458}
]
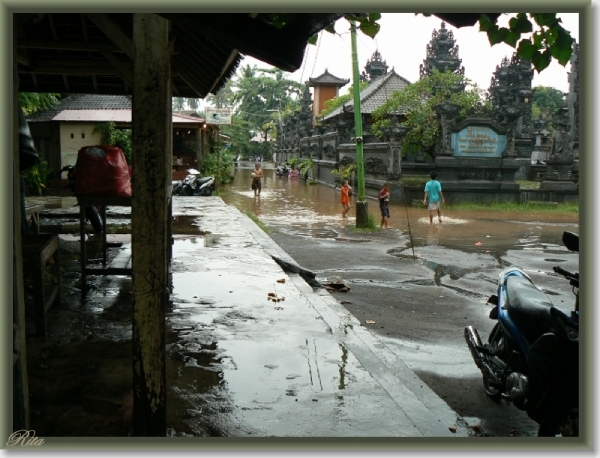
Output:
[
  {"left": 25, "top": 161, "right": 579, "bottom": 438},
  {"left": 219, "top": 161, "right": 579, "bottom": 260}
]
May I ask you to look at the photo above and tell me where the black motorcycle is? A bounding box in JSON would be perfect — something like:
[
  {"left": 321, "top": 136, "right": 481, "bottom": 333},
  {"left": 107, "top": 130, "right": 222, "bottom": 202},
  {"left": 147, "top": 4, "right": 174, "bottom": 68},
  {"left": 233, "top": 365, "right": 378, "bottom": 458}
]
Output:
[
  {"left": 171, "top": 169, "right": 215, "bottom": 196},
  {"left": 61, "top": 165, "right": 103, "bottom": 232},
  {"left": 465, "top": 231, "right": 579, "bottom": 437}
]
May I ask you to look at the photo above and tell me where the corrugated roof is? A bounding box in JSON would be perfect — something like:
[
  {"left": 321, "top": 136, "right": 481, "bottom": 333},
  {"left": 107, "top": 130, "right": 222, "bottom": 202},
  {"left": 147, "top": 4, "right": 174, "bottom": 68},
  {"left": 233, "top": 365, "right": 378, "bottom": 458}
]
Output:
[
  {"left": 308, "top": 69, "right": 350, "bottom": 86},
  {"left": 26, "top": 94, "right": 132, "bottom": 122},
  {"left": 27, "top": 93, "right": 207, "bottom": 124},
  {"left": 50, "top": 110, "right": 205, "bottom": 124},
  {"left": 322, "top": 70, "right": 411, "bottom": 120}
]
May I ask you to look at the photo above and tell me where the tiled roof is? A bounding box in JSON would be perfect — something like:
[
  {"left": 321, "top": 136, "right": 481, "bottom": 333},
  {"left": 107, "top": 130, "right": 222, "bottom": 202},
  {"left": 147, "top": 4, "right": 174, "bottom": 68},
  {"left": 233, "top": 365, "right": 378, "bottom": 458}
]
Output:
[
  {"left": 308, "top": 69, "right": 350, "bottom": 86},
  {"left": 322, "top": 70, "right": 411, "bottom": 120},
  {"left": 26, "top": 94, "right": 132, "bottom": 122}
]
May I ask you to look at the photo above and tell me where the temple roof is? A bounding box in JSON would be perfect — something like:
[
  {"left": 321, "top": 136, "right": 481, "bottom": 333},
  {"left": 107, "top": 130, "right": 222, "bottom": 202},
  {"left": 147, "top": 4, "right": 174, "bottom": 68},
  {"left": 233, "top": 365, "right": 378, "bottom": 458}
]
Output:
[
  {"left": 308, "top": 69, "right": 350, "bottom": 87},
  {"left": 322, "top": 69, "right": 411, "bottom": 120}
]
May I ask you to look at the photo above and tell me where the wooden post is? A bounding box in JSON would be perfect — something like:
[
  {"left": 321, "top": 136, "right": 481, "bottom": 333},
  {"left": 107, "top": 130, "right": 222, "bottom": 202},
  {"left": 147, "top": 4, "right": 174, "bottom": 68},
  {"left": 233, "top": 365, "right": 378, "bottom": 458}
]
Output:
[
  {"left": 131, "top": 13, "right": 170, "bottom": 436},
  {"left": 12, "top": 15, "right": 30, "bottom": 432}
]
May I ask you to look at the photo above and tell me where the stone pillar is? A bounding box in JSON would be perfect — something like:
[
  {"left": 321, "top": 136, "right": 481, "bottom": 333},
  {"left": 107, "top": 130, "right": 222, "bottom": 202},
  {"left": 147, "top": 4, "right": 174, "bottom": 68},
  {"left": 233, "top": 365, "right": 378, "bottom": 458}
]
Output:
[{"left": 131, "top": 13, "right": 170, "bottom": 436}]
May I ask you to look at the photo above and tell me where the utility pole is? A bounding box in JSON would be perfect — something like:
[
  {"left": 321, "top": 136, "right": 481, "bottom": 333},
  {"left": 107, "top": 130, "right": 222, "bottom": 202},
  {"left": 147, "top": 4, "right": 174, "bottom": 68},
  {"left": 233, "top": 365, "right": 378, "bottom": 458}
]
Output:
[{"left": 350, "top": 20, "right": 369, "bottom": 227}]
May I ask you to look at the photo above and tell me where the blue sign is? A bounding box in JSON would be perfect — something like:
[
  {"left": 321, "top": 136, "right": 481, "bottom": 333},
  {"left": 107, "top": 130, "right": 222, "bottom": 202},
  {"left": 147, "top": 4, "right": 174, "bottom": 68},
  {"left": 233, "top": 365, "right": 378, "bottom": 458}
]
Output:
[{"left": 451, "top": 126, "right": 506, "bottom": 157}]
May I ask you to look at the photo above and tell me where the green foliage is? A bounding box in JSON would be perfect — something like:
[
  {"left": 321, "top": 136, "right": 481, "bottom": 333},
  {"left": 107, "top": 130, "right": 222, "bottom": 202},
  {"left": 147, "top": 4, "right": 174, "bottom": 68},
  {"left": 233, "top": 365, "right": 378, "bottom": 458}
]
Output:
[
  {"left": 201, "top": 147, "right": 235, "bottom": 184},
  {"left": 288, "top": 157, "right": 298, "bottom": 170},
  {"left": 351, "top": 213, "right": 380, "bottom": 232},
  {"left": 532, "top": 86, "right": 565, "bottom": 124},
  {"left": 371, "top": 71, "right": 487, "bottom": 157},
  {"left": 219, "top": 65, "right": 304, "bottom": 160},
  {"left": 93, "top": 122, "right": 132, "bottom": 164},
  {"left": 317, "top": 81, "right": 369, "bottom": 118},
  {"left": 331, "top": 163, "right": 356, "bottom": 181},
  {"left": 320, "top": 13, "right": 382, "bottom": 39},
  {"left": 478, "top": 13, "right": 574, "bottom": 72},
  {"left": 19, "top": 93, "right": 60, "bottom": 114},
  {"left": 297, "top": 157, "right": 316, "bottom": 182},
  {"left": 22, "top": 159, "right": 51, "bottom": 195}
]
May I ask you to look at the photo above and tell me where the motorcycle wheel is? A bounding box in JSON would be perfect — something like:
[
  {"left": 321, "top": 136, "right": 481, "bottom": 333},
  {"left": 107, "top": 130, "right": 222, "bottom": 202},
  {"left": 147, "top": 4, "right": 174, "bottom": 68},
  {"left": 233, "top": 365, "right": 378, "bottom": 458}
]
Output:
[
  {"left": 538, "top": 397, "right": 579, "bottom": 437},
  {"left": 483, "top": 323, "right": 504, "bottom": 399}
]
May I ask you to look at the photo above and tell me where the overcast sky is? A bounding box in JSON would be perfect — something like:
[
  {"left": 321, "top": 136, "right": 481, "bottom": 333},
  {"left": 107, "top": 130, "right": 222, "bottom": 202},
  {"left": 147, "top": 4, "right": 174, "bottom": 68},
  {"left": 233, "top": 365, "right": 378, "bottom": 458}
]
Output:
[{"left": 238, "top": 13, "right": 579, "bottom": 97}]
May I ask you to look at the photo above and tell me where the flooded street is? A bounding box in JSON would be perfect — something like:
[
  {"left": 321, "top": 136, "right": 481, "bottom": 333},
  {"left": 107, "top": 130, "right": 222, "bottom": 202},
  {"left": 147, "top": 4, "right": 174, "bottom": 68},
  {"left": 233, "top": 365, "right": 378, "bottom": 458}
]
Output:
[
  {"left": 25, "top": 161, "right": 579, "bottom": 439},
  {"left": 218, "top": 161, "right": 580, "bottom": 437},
  {"left": 220, "top": 162, "right": 578, "bottom": 261}
]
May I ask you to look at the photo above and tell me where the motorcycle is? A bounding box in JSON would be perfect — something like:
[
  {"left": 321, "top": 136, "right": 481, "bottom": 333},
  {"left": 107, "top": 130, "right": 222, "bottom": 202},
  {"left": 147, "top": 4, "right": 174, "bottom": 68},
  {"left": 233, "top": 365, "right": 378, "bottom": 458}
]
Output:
[
  {"left": 276, "top": 164, "right": 291, "bottom": 177},
  {"left": 61, "top": 165, "right": 103, "bottom": 232},
  {"left": 464, "top": 231, "right": 579, "bottom": 437},
  {"left": 172, "top": 169, "right": 215, "bottom": 196}
]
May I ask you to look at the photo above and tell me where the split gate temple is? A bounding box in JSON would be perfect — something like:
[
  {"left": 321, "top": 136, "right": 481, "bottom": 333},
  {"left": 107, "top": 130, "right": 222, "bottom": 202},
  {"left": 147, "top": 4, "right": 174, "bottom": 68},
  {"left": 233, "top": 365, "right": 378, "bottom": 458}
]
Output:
[{"left": 274, "top": 22, "right": 579, "bottom": 204}]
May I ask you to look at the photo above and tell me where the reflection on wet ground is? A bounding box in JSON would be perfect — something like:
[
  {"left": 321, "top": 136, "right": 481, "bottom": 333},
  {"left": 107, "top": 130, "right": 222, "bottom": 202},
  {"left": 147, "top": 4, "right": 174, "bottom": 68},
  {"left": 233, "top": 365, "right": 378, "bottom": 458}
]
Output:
[{"left": 26, "top": 162, "right": 578, "bottom": 438}]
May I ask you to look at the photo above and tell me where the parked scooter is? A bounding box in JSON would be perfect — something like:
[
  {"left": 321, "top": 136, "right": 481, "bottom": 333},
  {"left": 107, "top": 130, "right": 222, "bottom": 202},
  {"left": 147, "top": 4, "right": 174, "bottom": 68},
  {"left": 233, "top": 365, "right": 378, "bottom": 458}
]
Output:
[
  {"left": 276, "top": 163, "right": 291, "bottom": 177},
  {"left": 172, "top": 169, "right": 215, "bottom": 196},
  {"left": 464, "top": 231, "right": 579, "bottom": 436},
  {"left": 61, "top": 165, "right": 103, "bottom": 232}
]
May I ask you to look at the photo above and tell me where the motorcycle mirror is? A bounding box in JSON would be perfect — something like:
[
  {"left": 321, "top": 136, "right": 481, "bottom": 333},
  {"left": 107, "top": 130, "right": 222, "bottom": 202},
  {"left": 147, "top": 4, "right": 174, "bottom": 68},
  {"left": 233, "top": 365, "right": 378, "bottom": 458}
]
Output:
[{"left": 562, "top": 231, "right": 579, "bottom": 252}]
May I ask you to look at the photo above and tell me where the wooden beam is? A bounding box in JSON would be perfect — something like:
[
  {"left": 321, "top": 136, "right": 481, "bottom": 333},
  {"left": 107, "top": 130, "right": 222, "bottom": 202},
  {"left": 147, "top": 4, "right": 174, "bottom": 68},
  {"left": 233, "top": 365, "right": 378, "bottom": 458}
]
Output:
[
  {"left": 17, "top": 38, "right": 121, "bottom": 53},
  {"left": 101, "top": 51, "right": 133, "bottom": 87},
  {"left": 131, "top": 12, "right": 170, "bottom": 437},
  {"left": 85, "top": 13, "right": 135, "bottom": 59}
]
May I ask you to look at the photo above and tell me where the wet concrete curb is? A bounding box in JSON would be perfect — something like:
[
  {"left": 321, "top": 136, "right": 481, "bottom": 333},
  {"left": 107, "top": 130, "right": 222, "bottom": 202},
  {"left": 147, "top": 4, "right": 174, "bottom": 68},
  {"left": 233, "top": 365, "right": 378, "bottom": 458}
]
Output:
[{"left": 227, "top": 201, "right": 470, "bottom": 438}]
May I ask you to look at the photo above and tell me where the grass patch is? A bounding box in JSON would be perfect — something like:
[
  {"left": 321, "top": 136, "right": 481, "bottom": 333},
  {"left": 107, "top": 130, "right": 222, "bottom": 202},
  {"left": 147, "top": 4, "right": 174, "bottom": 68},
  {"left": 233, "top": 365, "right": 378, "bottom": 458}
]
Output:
[
  {"left": 401, "top": 176, "right": 428, "bottom": 188},
  {"left": 516, "top": 180, "right": 541, "bottom": 190},
  {"left": 350, "top": 213, "right": 381, "bottom": 233},
  {"left": 245, "top": 211, "right": 272, "bottom": 233},
  {"left": 446, "top": 201, "right": 579, "bottom": 213}
]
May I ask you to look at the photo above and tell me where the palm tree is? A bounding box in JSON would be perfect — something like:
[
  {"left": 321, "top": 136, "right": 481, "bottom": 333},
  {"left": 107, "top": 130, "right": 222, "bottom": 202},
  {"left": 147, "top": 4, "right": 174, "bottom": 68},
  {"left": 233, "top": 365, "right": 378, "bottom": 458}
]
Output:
[{"left": 172, "top": 97, "right": 186, "bottom": 112}]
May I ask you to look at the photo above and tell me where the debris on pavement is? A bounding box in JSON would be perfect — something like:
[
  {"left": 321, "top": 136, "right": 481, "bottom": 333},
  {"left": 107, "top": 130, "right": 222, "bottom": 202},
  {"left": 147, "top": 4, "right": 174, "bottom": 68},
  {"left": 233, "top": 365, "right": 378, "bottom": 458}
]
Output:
[{"left": 321, "top": 275, "right": 350, "bottom": 292}]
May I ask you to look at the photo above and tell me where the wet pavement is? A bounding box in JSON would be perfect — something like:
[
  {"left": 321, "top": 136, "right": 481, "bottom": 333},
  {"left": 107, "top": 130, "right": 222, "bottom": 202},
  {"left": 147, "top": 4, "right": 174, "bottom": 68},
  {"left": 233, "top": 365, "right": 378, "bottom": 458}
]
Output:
[
  {"left": 164, "top": 198, "right": 468, "bottom": 437},
  {"left": 27, "top": 162, "right": 578, "bottom": 440}
]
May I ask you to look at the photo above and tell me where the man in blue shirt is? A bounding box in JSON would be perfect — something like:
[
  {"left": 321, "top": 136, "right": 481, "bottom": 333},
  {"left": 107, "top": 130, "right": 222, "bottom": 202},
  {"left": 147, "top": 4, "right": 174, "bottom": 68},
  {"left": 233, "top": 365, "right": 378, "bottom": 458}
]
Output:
[{"left": 423, "top": 171, "right": 446, "bottom": 224}]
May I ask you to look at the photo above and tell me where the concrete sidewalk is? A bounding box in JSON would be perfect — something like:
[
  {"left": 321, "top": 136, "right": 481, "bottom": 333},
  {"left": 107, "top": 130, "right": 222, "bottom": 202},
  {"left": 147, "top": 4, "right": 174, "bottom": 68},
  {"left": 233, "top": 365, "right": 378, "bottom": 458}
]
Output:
[{"left": 168, "top": 197, "right": 469, "bottom": 437}]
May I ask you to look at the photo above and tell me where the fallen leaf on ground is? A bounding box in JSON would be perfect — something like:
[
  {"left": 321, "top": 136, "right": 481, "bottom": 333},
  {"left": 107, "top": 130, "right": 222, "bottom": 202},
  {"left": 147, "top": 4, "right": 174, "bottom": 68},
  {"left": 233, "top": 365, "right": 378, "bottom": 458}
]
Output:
[
  {"left": 365, "top": 320, "right": 377, "bottom": 324},
  {"left": 448, "top": 426, "right": 457, "bottom": 433},
  {"left": 276, "top": 278, "right": 286, "bottom": 283},
  {"left": 268, "top": 292, "right": 276, "bottom": 297}
]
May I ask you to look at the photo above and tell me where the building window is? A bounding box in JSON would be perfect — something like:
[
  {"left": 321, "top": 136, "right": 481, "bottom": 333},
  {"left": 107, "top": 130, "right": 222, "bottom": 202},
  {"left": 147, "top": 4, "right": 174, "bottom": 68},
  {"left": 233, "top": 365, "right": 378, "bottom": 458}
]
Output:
[
  {"left": 81, "top": 133, "right": 85, "bottom": 139},
  {"left": 71, "top": 133, "right": 74, "bottom": 139}
]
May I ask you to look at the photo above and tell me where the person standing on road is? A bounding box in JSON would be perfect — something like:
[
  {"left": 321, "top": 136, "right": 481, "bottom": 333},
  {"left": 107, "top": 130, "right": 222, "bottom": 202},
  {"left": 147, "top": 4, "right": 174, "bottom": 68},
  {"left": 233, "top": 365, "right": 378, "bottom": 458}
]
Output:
[
  {"left": 251, "top": 162, "right": 263, "bottom": 197},
  {"left": 340, "top": 179, "right": 352, "bottom": 217},
  {"left": 423, "top": 170, "right": 445, "bottom": 224},
  {"left": 379, "top": 182, "right": 392, "bottom": 228}
]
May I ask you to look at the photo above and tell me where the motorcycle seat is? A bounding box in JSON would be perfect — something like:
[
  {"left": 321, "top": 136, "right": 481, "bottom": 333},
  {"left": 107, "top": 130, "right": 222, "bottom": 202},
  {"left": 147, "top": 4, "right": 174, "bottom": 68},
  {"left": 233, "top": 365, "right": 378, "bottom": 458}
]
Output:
[
  {"left": 505, "top": 275, "right": 556, "bottom": 345},
  {"left": 196, "top": 176, "right": 213, "bottom": 185}
]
